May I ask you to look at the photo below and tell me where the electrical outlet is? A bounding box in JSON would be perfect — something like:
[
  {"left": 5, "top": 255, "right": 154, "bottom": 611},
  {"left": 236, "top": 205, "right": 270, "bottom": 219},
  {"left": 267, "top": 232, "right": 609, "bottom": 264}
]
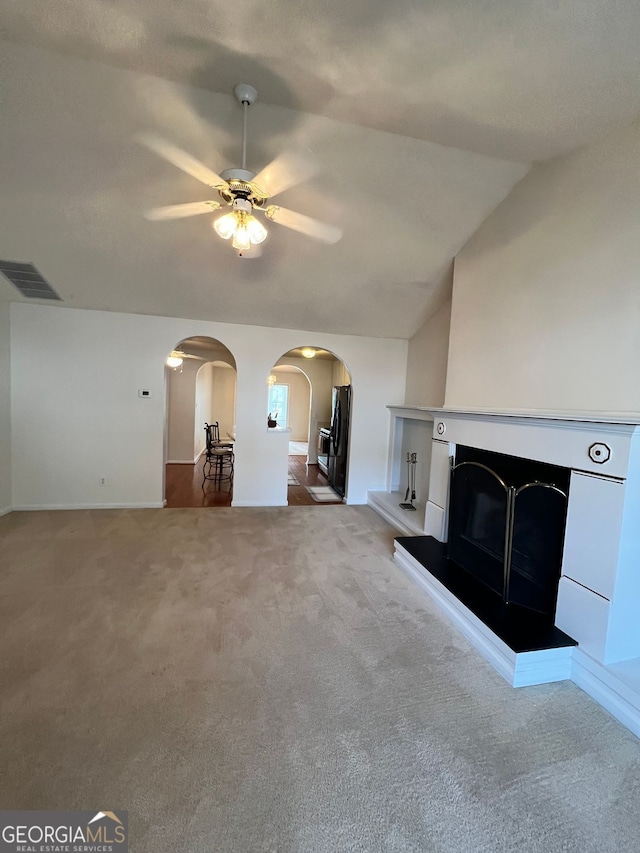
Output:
[{"left": 99, "top": 477, "right": 106, "bottom": 486}]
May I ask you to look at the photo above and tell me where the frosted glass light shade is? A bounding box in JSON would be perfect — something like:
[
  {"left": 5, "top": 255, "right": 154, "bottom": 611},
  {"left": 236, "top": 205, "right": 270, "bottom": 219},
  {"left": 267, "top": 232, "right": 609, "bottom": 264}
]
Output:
[
  {"left": 167, "top": 355, "right": 183, "bottom": 368},
  {"left": 232, "top": 222, "right": 251, "bottom": 251},
  {"left": 301, "top": 347, "right": 316, "bottom": 359},
  {"left": 247, "top": 215, "right": 267, "bottom": 244},
  {"left": 214, "top": 212, "right": 237, "bottom": 240}
]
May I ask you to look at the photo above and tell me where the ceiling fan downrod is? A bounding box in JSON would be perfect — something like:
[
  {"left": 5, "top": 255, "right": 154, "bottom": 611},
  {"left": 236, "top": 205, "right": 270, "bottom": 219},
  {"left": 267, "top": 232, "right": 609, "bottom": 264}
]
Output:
[{"left": 233, "top": 83, "right": 258, "bottom": 172}]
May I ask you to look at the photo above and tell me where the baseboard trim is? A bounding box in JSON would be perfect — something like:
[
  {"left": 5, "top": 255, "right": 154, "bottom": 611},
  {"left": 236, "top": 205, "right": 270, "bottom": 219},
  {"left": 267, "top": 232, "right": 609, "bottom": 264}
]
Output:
[
  {"left": 11, "top": 502, "right": 165, "bottom": 511},
  {"left": 394, "top": 543, "right": 573, "bottom": 688},
  {"left": 231, "top": 500, "right": 287, "bottom": 507},
  {"left": 395, "top": 541, "right": 640, "bottom": 738},
  {"left": 167, "top": 459, "right": 198, "bottom": 465},
  {"left": 0, "top": 505, "right": 12, "bottom": 517},
  {"left": 571, "top": 650, "right": 640, "bottom": 738},
  {"left": 368, "top": 492, "right": 422, "bottom": 536}
]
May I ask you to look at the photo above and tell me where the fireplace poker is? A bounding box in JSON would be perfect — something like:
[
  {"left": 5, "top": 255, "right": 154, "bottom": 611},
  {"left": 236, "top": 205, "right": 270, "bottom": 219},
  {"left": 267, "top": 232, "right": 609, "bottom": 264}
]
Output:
[
  {"left": 403, "top": 452, "right": 410, "bottom": 502},
  {"left": 400, "top": 452, "right": 417, "bottom": 511}
]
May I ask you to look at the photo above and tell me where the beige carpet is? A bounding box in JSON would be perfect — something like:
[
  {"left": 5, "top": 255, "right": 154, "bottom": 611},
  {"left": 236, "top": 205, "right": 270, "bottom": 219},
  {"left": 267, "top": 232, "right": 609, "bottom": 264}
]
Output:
[{"left": 1, "top": 506, "right": 640, "bottom": 852}]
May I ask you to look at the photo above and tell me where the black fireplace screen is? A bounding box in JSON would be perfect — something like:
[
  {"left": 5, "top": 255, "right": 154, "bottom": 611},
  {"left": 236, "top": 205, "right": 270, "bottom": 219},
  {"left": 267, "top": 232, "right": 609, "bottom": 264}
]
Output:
[{"left": 447, "top": 446, "right": 570, "bottom": 616}]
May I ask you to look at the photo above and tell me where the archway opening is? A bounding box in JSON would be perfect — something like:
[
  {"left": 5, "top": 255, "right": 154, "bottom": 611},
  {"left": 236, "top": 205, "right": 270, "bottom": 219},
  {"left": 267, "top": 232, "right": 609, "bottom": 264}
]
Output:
[
  {"left": 164, "top": 336, "right": 237, "bottom": 508},
  {"left": 270, "top": 346, "right": 352, "bottom": 506}
]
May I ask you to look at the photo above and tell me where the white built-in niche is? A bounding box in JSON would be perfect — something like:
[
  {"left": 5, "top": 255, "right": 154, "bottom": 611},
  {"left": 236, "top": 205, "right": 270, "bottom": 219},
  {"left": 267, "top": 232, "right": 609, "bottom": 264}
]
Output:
[{"left": 368, "top": 406, "right": 435, "bottom": 535}]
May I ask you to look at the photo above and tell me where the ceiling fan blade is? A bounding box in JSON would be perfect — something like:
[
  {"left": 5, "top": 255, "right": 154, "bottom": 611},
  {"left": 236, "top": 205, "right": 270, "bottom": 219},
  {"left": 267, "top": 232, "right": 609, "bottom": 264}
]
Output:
[
  {"left": 144, "top": 201, "right": 221, "bottom": 221},
  {"left": 265, "top": 205, "right": 342, "bottom": 244},
  {"left": 252, "top": 148, "right": 319, "bottom": 199},
  {"left": 137, "top": 133, "right": 228, "bottom": 190}
]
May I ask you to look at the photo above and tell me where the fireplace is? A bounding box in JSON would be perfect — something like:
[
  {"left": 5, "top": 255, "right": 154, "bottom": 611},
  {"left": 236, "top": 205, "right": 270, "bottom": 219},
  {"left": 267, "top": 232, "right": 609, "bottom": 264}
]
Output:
[
  {"left": 447, "top": 445, "right": 570, "bottom": 618},
  {"left": 389, "top": 407, "right": 640, "bottom": 732}
]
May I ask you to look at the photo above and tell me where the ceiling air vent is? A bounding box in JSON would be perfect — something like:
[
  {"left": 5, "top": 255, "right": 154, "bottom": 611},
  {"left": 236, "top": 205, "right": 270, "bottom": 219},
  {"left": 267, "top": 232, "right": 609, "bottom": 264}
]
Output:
[{"left": 0, "top": 261, "right": 62, "bottom": 300}]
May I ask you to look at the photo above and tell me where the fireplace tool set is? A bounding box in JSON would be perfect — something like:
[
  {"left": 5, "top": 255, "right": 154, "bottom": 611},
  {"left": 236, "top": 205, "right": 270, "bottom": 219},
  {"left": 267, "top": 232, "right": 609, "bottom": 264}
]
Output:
[{"left": 399, "top": 452, "right": 418, "bottom": 511}]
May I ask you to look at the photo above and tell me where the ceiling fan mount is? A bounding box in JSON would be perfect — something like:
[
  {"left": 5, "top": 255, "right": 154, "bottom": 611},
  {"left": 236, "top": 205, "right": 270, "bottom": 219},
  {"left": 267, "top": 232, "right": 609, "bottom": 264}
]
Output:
[
  {"left": 217, "top": 170, "right": 268, "bottom": 208},
  {"left": 138, "top": 82, "right": 342, "bottom": 256},
  {"left": 233, "top": 83, "right": 258, "bottom": 107}
]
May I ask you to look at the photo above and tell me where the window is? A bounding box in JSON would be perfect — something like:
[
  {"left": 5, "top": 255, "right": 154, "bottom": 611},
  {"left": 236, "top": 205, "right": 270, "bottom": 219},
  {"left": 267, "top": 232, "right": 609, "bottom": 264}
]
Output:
[{"left": 267, "top": 384, "right": 289, "bottom": 428}]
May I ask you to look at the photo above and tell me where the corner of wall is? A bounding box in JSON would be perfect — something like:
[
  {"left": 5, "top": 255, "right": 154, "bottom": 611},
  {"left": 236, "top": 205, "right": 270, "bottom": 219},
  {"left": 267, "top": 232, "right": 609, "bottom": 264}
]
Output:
[
  {"left": 404, "top": 297, "right": 452, "bottom": 407},
  {"left": 0, "top": 301, "right": 12, "bottom": 515}
]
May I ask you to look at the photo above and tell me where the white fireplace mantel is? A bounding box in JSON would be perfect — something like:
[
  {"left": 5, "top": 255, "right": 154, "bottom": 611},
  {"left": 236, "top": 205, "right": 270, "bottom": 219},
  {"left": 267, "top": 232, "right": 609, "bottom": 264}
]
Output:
[
  {"left": 394, "top": 405, "right": 640, "bottom": 426},
  {"left": 382, "top": 405, "right": 640, "bottom": 739},
  {"left": 392, "top": 406, "right": 640, "bottom": 470}
]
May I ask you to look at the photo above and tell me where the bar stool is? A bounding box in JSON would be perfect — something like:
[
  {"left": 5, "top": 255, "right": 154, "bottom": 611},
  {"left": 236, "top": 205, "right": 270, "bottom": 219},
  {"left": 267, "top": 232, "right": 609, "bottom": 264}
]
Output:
[{"left": 202, "top": 423, "right": 234, "bottom": 489}]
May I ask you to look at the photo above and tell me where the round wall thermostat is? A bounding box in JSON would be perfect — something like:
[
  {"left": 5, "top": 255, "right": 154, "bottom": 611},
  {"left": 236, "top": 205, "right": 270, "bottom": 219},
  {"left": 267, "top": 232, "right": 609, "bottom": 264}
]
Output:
[
  {"left": 588, "top": 442, "right": 611, "bottom": 464},
  {"left": 436, "top": 421, "right": 446, "bottom": 436}
]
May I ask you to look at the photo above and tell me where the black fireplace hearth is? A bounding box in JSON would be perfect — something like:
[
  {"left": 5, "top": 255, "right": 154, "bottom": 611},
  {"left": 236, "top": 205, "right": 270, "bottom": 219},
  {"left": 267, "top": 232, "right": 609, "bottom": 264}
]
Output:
[{"left": 394, "top": 535, "right": 576, "bottom": 653}]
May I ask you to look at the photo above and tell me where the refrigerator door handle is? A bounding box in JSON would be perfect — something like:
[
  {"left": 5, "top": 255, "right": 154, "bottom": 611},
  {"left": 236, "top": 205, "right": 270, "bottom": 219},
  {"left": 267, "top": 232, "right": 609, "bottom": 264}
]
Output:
[{"left": 331, "top": 401, "right": 341, "bottom": 453}]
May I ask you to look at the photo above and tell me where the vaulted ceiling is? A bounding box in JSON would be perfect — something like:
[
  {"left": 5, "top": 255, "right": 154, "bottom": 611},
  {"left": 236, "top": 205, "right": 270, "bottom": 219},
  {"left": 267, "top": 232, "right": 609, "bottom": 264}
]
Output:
[{"left": 2, "top": 1, "right": 640, "bottom": 338}]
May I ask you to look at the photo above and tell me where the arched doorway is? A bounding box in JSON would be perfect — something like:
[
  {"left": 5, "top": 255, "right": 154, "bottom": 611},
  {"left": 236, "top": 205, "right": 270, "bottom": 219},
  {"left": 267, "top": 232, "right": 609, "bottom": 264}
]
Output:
[
  {"left": 164, "top": 336, "right": 237, "bottom": 507},
  {"left": 270, "top": 347, "right": 352, "bottom": 505}
]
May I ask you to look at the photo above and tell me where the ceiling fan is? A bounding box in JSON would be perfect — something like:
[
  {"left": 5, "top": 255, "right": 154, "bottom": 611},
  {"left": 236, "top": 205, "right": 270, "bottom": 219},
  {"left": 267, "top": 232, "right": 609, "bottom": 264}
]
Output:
[
  {"left": 166, "top": 348, "right": 205, "bottom": 368},
  {"left": 138, "top": 83, "right": 343, "bottom": 257}
]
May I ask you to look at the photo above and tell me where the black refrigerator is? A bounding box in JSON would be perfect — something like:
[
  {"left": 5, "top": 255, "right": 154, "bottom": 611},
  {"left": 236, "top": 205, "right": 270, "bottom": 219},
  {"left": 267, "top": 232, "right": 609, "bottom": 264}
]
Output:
[{"left": 327, "top": 385, "right": 351, "bottom": 498}]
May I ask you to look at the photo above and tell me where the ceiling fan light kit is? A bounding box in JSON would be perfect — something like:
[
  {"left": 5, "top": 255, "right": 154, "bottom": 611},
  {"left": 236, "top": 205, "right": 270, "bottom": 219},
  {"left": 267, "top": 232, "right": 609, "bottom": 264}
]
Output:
[
  {"left": 140, "top": 83, "right": 342, "bottom": 257},
  {"left": 166, "top": 351, "right": 184, "bottom": 368},
  {"left": 166, "top": 348, "right": 206, "bottom": 368},
  {"left": 213, "top": 197, "right": 267, "bottom": 249}
]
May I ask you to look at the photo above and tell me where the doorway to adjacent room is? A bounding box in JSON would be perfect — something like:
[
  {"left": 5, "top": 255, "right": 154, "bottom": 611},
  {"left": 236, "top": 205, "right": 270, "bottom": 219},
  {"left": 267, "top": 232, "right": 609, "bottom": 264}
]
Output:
[
  {"left": 164, "top": 336, "right": 237, "bottom": 508},
  {"left": 269, "top": 346, "right": 352, "bottom": 506}
]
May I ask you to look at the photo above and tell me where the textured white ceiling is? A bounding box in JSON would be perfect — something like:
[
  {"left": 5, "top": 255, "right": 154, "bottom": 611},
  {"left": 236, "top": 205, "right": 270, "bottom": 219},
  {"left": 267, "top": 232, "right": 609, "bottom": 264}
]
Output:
[
  {"left": 4, "top": 0, "right": 640, "bottom": 161},
  {"left": 1, "top": 1, "right": 640, "bottom": 337}
]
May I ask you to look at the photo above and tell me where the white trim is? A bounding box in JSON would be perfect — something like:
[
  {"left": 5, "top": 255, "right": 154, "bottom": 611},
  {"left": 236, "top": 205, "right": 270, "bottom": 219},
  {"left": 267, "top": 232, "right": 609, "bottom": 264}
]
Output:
[
  {"left": 388, "top": 405, "right": 640, "bottom": 427},
  {"left": 394, "top": 542, "right": 573, "bottom": 687},
  {"left": 571, "top": 650, "right": 640, "bottom": 739},
  {"left": 0, "top": 506, "right": 12, "bottom": 517},
  {"left": 231, "top": 500, "right": 288, "bottom": 507},
  {"left": 368, "top": 491, "right": 424, "bottom": 536},
  {"left": 167, "top": 459, "right": 198, "bottom": 465},
  {"left": 11, "top": 502, "right": 165, "bottom": 511},
  {"left": 387, "top": 405, "right": 435, "bottom": 423}
]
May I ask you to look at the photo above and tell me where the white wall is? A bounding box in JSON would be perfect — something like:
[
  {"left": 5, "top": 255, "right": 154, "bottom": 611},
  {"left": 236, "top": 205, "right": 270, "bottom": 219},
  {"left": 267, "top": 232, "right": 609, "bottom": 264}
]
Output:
[
  {"left": 194, "top": 362, "right": 213, "bottom": 459},
  {"left": 446, "top": 119, "right": 640, "bottom": 412},
  {"left": 210, "top": 366, "right": 236, "bottom": 438},
  {"left": 332, "top": 360, "right": 351, "bottom": 387},
  {"left": 10, "top": 303, "right": 407, "bottom": 508},
  {"left": 0, "top": 301, "right": 11, "bottom": 514},
  {"left": 405, "top": 299, "right": 452, "bottom": 406},
  {"left": 167, "top": 359, "right": 202, "bottom": 463}
]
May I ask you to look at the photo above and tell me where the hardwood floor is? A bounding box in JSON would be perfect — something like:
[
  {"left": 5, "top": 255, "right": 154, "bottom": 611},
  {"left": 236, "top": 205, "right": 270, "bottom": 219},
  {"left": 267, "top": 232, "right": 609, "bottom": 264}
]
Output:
[
  {"left": 287, "top": 456, "right": 344, "bottom": 506},
  {"left": 165, "top": 455, "right": 344, "bottom": 508},
  {"left": 165, "top": 460, "right": 233, "bottom": 508}
]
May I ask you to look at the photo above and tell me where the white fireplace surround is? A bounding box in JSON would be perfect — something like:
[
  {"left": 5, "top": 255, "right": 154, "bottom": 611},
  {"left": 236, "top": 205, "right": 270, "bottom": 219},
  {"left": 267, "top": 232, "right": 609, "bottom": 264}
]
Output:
[{"left": 373, "top": 406, "right": 640, "bottom": 739}]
